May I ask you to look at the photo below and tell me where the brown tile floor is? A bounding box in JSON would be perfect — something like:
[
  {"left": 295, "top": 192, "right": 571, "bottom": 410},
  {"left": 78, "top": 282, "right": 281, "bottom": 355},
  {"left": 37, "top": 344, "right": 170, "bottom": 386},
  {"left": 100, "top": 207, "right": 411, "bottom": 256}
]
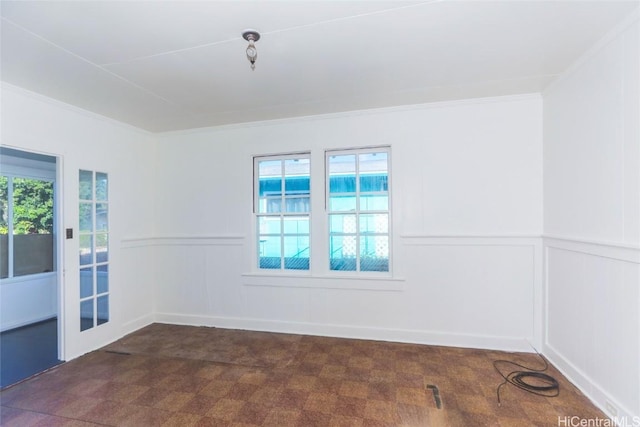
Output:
[{"left": 1, "top": 323, "right": 607, "bottom": 426}]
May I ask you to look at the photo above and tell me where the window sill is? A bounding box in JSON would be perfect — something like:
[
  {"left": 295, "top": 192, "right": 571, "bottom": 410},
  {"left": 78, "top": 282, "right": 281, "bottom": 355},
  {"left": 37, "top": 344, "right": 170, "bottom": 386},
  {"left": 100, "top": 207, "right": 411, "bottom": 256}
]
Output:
[{"left": 241, "top": 272, "right": 404, "bottom": 291}]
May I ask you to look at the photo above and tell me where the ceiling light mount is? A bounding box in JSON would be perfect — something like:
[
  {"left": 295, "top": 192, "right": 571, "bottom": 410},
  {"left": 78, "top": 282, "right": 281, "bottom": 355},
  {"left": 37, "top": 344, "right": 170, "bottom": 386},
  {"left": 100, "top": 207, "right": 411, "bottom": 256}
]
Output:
[{"left": 242, "top": 29, "right": 260, "bottom": 70}]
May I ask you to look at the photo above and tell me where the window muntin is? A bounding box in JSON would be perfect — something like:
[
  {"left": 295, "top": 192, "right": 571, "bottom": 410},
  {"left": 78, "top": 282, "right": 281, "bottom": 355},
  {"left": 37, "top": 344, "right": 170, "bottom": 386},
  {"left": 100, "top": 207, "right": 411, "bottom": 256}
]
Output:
[
  {"left": 255, "top": 155, "right": 310, "bottom": 271},
  {"left": 327, "top": 149, "right": 389, "bottom": 273},
  {"left": 79, "top": 170, "right": 109, "bottom": 331}
]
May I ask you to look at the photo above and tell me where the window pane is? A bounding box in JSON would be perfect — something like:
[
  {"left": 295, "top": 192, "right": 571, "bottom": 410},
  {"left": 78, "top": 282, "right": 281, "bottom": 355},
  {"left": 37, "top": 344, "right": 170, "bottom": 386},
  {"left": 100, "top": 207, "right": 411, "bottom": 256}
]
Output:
[
  {"left": 359, "top": 152, "right": 388, "bottom": 173},
  {"left": 284, "top": 158, "right": 310, "bottom": 196},
  {"left": 329, "top": 235, "right": 357, "bottom": 271},
  {"left": 360, "top": 194, "right": 388, "bottom": 211},
  {"left": 360, "top": 236, "right": 389, "bottom": 272},
  {"left": 96, "top": 203, "right": 108, "bottom": 232},
  {"left": 283, "top": 216, "right": 309, "bottom": 234},
  {"left": 329, "top": 155, "right": 356, "bottom": 194},
  {"left": 360, "top": 214, "right": 388, "bottom": 234},
  {"left": 97, "top": 295, "right": 109, "bottom": 325},
  {"left": 329, "top": 176, "right": 356, "bottom": 194},
  {"left": 284, "top": 236, "right": 309, "bottom": 270},
  {"left": 329, "top": 195, "right": 356, "bottom": 212},
  {"left": 97, "top": 264, "right": 108, "bottom": 294},
  {"left": 258, "top": 160, "right": 282, "bottom": 198},
  {"left": 360, "top": 174, "right": 388, "bottom": 192},
  {"left": 284, "top": 196, "right": 309, "bottom": 213},
  {"left": 80, "top": 299, "right": 94, "bottom": 331},
  {"left": 79, "top": 202, "right": 93, "bottom": 232},
  {"left": 79, "top": 234, "right": 93, "bottom": 265},
  {"left": 329, "top": 214, "right": 356, "bottom": 234},
  {"left": 13, "top": 178, "right": 54, "bottom": 234},
  {"left": 259, "top": 235, "right": 281, "bottom": 269},
  {"left": 96, "top": 233, "right": 108, "bottom": 263},
  {"left": 95, "top": 172, "right": 108, "bottom": 201},
  {"left": 80, "top": 267, "right": 93, "bottom": 299},
  {"left": 79, "top": 170, "right": 93, "bottom": 201},
  {"left": 258, "top": 216, "right": 281, "bottom": 234},
  {"left": 259, "top": 196, "right": 281, "bottom": 214}
]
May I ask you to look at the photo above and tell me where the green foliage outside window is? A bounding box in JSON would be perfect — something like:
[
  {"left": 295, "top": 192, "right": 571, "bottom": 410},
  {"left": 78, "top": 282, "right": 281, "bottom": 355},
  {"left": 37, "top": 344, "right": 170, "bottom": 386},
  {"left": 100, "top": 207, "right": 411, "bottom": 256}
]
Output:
[{"left": 0, "top": 175, "right": 54, "bottom": 235}]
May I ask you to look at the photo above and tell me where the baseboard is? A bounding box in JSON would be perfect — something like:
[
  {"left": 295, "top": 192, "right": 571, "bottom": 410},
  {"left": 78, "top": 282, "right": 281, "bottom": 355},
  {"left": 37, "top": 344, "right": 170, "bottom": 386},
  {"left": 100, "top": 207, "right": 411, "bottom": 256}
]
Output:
[
  {"left": 154, "top": 312, "right": 534, "bottom": 353},
  {"left": 544, "top": 343, "right": 638, "bottom": 424},
  {"left": 121, "top": 313, "right": 155, "bottom": 337}
]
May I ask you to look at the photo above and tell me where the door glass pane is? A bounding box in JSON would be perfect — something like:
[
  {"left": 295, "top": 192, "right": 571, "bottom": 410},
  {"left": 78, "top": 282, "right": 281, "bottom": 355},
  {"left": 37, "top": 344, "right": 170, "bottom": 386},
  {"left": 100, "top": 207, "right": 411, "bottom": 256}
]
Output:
[
  {"left": 97, "top": 295, "right": 109, "bottom": 325},
  {"left": 79, "top": 202, "right": 93, "bottom": 232},
  {"left": 0, "top": 176, "right": 7, "bottom": 279},
  {"left": 97, "top": 264, "right": 108, "bottom": 294},
  {"left": 95, "top": 233, "right": 108, "bottom": 263},
  {"left": 95, "top": 172, "right": 108, "bottom": 201},
  {"left": 80, "top": 267, "right": 93, "bottom": 299},
  {"left": 79, "top": 170, "right": 93, "bottom": 201},
  {"left": 79, "top": 235, "right": 93, "bottom": 265},
  {"left": 80, "top": 299, "right": 94, "bottom": 331},
  {"left": 95, "top": 203, "right": 108, "bottom": 232}
]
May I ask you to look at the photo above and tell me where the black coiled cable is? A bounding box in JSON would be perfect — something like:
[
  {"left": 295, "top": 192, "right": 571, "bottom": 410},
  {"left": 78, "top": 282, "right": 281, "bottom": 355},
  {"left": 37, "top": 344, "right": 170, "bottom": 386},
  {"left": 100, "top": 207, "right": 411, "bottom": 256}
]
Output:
[{"left": 493, "top": 352, "right": 559, "bottom": 405}]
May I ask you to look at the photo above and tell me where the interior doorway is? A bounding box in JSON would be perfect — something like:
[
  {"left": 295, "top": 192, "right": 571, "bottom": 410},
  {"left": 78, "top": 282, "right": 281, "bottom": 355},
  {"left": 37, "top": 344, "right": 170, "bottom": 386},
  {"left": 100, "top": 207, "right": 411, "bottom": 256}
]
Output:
[{"left": 0, "top": 146, "right": 61, "bottom": 388}]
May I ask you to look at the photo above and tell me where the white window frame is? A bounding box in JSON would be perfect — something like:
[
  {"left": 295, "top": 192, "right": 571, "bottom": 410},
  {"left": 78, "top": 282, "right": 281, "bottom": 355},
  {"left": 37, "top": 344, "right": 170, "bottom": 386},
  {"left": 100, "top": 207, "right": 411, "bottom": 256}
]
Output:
[
  {"left": 326, "top": 146, "right": 391, "bottom": 275},
  {"left": 253, "top": 153, "right": 311, "bottom": 272},
  {"left": 0, "top": 162, "right": 56, "bottom": 280}
]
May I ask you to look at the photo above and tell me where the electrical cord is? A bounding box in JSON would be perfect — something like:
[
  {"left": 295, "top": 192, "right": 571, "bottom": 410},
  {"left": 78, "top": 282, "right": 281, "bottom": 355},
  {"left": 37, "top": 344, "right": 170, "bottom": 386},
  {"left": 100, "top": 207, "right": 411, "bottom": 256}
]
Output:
[{"left": 493, "top": 350, "right": 559, "bottom": 405}]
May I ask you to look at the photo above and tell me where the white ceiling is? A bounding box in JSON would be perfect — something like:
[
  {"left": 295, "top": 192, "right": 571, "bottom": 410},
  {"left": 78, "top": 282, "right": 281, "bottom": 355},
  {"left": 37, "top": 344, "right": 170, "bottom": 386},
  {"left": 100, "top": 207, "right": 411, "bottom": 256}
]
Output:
[{"left": 1, "top": 1, "right": 638, "bottom": 133}]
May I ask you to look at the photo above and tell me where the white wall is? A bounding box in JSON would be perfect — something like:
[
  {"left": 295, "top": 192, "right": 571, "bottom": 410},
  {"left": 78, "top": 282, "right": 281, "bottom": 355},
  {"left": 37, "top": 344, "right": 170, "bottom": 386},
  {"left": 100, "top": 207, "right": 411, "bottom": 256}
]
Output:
[
  {"left": 543, "top": 12, "right": 640, "bottom": 421},
  {"left": 0, "top": 83, "right": 157, "bottom": 359},
  {"left": 154, "top": 95, "right": 543, "bottom": 351},
  {"left": 0, "top": 273, "right": 57, "bottom": 331}
]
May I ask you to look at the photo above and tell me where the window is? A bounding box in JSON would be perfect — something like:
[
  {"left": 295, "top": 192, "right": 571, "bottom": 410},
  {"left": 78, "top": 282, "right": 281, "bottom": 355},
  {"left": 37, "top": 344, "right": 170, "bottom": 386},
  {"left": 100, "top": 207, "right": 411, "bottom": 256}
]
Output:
[
  {"left": 327, "top": 148, "right": 389, "bottom": 272},
  {"left": 0, "top": 175, "right": 54, "bottom": 278},
  {"left": 79, "top": 170, "right": 109, "bottom": 331},
  {"left": 254, "top": 155, "right": 310, "bottom": 270}
]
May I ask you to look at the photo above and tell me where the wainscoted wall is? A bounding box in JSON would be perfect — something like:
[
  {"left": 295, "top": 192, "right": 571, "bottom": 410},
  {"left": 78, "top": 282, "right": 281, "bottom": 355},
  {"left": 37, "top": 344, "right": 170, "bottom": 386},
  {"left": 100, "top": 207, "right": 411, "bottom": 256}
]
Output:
[
  {"left": 543, "top": 12, "right": 640, "bottom": 421},
  {"left": 151, "top": 234, "right": 541, "bottom": 352},
  {"left": 153, "top": 94, "right": 543, "bottom": 352},
  {"left": 544, "top": 237, "right": 639, "bottom": 419},
  {"left": 0, "top": 273, "right": 57, "bottom": 331}
]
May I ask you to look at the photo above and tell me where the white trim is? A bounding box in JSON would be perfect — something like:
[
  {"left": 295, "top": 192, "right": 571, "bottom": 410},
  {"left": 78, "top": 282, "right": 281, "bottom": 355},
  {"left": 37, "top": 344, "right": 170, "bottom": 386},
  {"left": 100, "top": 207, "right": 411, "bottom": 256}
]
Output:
[
  {"left": 120, "top": 313, "right": 155, "bottom": 337},
  {"left": 242, "top": 272, "right": 404, "bottom": 291},
  {"left": 544, "top": 236, "right": 640, "bottom": 264},
  {"left": 154, "top": 312, "right": 535, "bottom": 353},
  {"left": 402, "top": 234, "right": 541, "bottom": 246},
  {"left": 544, "top": 343, "right": 637, "bottom": 424}
]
